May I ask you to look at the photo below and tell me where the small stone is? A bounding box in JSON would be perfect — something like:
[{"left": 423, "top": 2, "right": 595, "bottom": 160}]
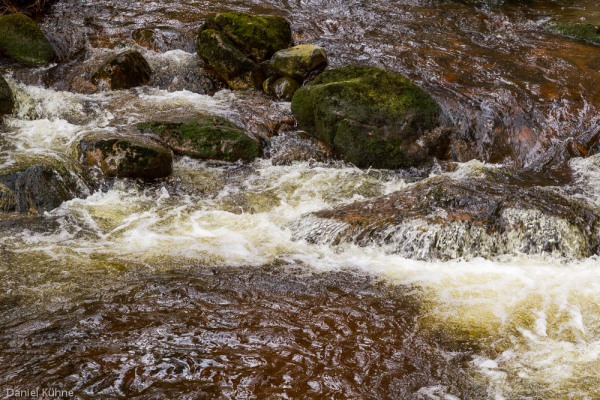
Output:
[{"left": 272, "top": 76, "right": 300, "bottom": 102}]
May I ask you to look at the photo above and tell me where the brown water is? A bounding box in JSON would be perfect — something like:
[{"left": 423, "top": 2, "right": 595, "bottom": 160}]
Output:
[{"left": 2, "top": 0, "right": 600, "bottom": 399}]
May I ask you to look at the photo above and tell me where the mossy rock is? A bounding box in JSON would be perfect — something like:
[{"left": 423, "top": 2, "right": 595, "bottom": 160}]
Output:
[
  {"left": 196, "top": 29, "right": 264, "bottom": 90},
  {"left": 0, "top": 74, "right": 14, "bottom": 117},
  {"left": 78, "top": 135, "right": 173, "bottom": 180},
  {"left": 291, "top": 66, "right": 441, "bottom": 169},
  {"left": 272, "top": 76, "right": 300, "bottom": 101},
  {"left": 136, "top": 116, "right": 261, "bottom": 162},
  {"left": 547, "top": 23, "right": 600, "bottom": 45},
  {"left": 92, "top": 50, "right": 152, "bottom": 90},
  {"left": 0, "top": 13, "right": 55, "bottom": 64},
  {"left": 270, "top": 44, "right": 327, "bottom": 81},
  {"left": 0, "top": 157, "right": 87, "bottom": 215},
  {"left": 200, "top": 11, "right": 292, "bottom": 62}
]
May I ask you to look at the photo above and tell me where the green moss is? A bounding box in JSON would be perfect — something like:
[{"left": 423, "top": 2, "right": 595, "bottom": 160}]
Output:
[
  {"left": 136, "top": 115, "right": 260, "bottom": 162},
  {"left": 548, "top": 22, "right": 600, "bottom": 45},
  {"left": 291, "top": 66, "right": 441, "bottom": 169},
  {"left": 200, "top": 11, "right": 292, "bottom": 62},
  {"left": 270, "top": 44, "right": 327, "bottom": 81},
  {"left": 0, "top": 13, "right": 55, "bottom": 64},
  {"left": 196, "top": 29, "right": 264, "bottom": 90}
]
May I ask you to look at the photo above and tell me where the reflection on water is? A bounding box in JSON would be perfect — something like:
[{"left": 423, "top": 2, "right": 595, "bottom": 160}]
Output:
[{"left": 0, "top": 264, "right": 487, "bottom": 399}]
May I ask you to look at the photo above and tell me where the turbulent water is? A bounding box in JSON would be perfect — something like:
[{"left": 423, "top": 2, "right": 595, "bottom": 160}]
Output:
[{"left": 2, "top": 0, "right": 600, "bottom": 399}]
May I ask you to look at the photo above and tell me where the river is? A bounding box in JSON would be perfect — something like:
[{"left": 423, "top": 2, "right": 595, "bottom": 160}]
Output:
[{"left": 1, "top": 0, "right": 600, "bottom": 399}]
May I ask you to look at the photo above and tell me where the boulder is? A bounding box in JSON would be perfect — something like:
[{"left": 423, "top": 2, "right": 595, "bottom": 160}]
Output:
[
  {"left": 291, "top": 66, "right": 442, "bottom": 169},
  {"left": 78, "top": 135, "right": 173, "bottom": 180},
  {"left": 270, "top": 44, "right": 327, "bottom": 82},
  {"left": 200, "top": 11, "right": 292, "bottom": 62},
  {"left": 136, "top": 116, "right": 261, "bottom": 162},
  {"left": 0, "top": 157, "right": 88, "bottom": 215},
  {"left": 92, "top": 50, "right": 152, "bottom": 90},
  {"left": 196, "top": 29, "right": 264, "bottom": 90},
  {"left": 291, "top": 165, "right": 600, "bottom": 260},
  {"left": 0, "top": 13, "right": 55, "bottom": 64},
  {"left": 0, "top": 74, "right": 14, "bottom": 117}
]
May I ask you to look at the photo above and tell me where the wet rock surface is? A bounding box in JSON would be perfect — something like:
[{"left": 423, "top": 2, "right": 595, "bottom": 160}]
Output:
[
  {"left": 293, "top": 166, "right": 600, "bottom": 259},
  {"left": 78, "top": 135, "right": 173, "bottom": 180},
  {"left": 92, "top": 50, "right": 152, "bottom": 90},
  {"left": 270, "top": 44, "right": 328, "bottom": 82},
  {"left": 291, "top": 66, "right": 443, "bottom": 169},
  {"left": 0, "top": 74, "right": 14, "bottom": 117},
  {"left": 0, "top": 158, "right": 88, "bottom": 215},
  {"left": 0, "top": 13, "right": 55, "bottom": 64},
  {"left": 136, "top": 116, "right": 261, "bottom": 162},
  {"left": 195, "top": 11, "right": 292, "bottom": 91},
  {"left": 200, "top": 11, "right": 292, "bottom": 62},
  {"left": 265, "top": 75, "right": 300, "bottom": 101},
  {"left": 195, "top": 29, "right": 264, "bottom": 90}
]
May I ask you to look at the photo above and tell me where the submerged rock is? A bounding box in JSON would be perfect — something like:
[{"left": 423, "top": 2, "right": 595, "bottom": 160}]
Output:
[
  {"left": 136, "top": 116, "right": 261, "bottom": 162},
  {"left": 0, "top": 74, "right": 14, "bottom": 117},
  {"left": 270, "top": 44, "right": 327, "bottom": 82},
  {"left": 0, "top": 13, "right": 55, "bottom": 64},
  {"left": 196, "top": 29, "right": 264, "bottom": 90},
  {"left": 291, "top": 66, "right": 443, "bottom": 169},
  {"left": 292, "top": 165, "right": 600, "bottom": 260},
  {"left": 78, "top": 135, "right": 173, "bottom": 180},
  {"left": 0, "top": 157, "right": 88, "bottom": 215},
  {"left": 200, "top": 11, "right": 292, "bottom": 62},
  {"left": 92, "top": 50, "right": 152, "bottom": 90}
]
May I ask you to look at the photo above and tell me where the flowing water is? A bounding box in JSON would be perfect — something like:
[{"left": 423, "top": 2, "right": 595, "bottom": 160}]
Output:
[{"left": 2, "top": 0, "right": 600, "bottom": 399}]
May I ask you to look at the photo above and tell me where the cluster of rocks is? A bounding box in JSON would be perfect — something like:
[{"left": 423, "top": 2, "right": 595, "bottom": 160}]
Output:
[
  {"left": 1, "top": 8, "right": 599, "bottom": 260},
  {"left": 195, "top": 11, "right": 328, "bottom": 101}
]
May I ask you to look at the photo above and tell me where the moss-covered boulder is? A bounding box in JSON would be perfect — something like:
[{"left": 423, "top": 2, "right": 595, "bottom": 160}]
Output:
[
  {"left": 78, "top": 135, "right": 173, "bottom": 180},
  {"left": 196, "top": 29, "right": 264, "bottom": 90},
  {"left": 136, "top": 116, "right": 261, "bottom": 162},
  {"left": 92, "top": 50, "right": 152, "bottom": 90},
  {"left": 0, "top": 74, "right": 14, "bottom": 117},
  {"left": 0, "top": 13, "right": 55, "bottom": 64},
  {"left": 200, "top": 11, "right": 292, "bottom": 62},
  {"left": 291, "top": 66, "right": 442, "bottom": 169},
  {"left": 547, "top": 23, "right": 600, "bottom": 45},
  {"left": 0, "top": 157, "right": 87, "bottom": 215},
  {"left": 270, "top": 44, "right": 327, "bottom": 82}
]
